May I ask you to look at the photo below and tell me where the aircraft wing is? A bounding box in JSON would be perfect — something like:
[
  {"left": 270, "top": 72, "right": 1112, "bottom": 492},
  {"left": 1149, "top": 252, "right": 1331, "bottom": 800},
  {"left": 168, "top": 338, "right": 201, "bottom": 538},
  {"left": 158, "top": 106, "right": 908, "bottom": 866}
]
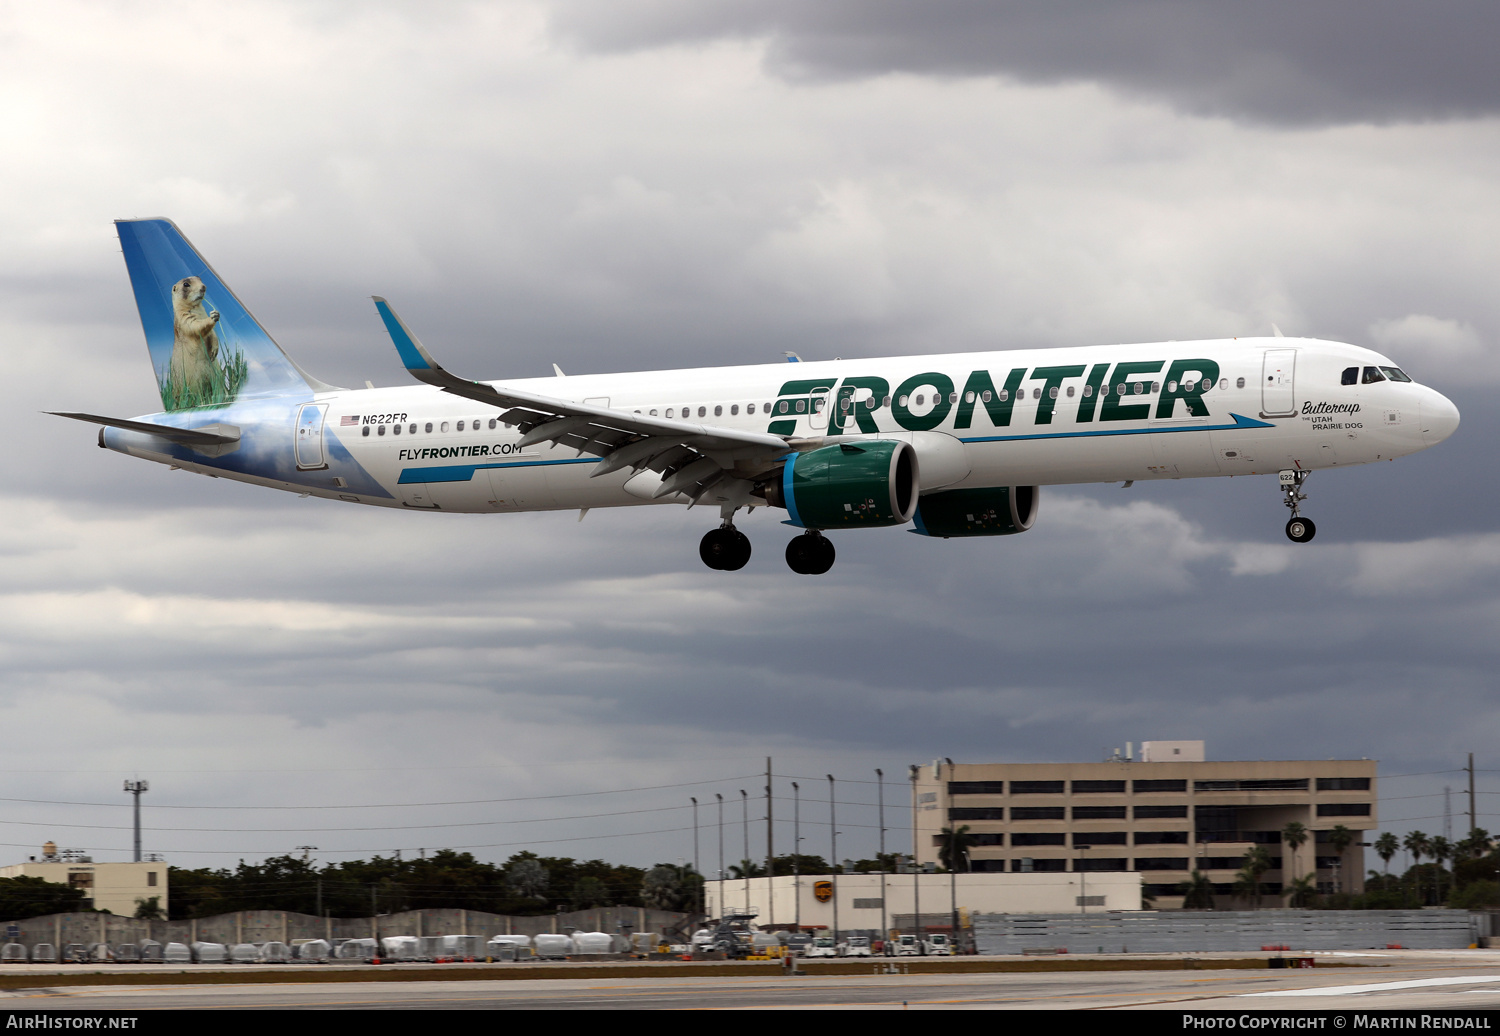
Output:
[{"left": 373, "top": 298, "right": 798, "bottom": 504}]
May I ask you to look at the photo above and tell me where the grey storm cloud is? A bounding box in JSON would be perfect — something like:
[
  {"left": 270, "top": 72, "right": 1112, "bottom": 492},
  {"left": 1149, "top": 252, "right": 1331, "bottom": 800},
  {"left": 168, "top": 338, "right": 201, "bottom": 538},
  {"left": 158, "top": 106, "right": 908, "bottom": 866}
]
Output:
[
  {"left": 0, "top": 1, "right": 1490, "bottom": 868},
  {"left": 548, "top": 0, "right": 1500, "bottom": 125}
]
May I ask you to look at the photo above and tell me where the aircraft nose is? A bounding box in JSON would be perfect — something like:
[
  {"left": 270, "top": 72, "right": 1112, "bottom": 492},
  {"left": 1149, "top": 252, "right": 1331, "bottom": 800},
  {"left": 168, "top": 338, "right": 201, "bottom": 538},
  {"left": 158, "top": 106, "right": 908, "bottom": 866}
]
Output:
[{"left": 1421, "top": 392, "right": 1460, "bottom": 445}]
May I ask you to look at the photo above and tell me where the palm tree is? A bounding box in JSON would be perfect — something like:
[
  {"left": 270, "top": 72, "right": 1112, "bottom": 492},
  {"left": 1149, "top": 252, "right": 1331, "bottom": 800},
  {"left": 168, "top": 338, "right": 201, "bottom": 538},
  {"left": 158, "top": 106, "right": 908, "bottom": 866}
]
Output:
[
  {"left": 938, "top": 825, "right": 978, "bottom": 873},
  {"left": 1282, "top": 822, "right": 1308, "bottom": 882},
  {"left": 1178, "top": 871, "right": 1215, "bottom": 910},
  {"left": 727, "top": 859, "right": 766, "bottom": 879},
  {"left": 1238, "top": 845, "right": 1272, "bottom": 907},
  {"left": 1375, "top": 832, "right": 1399, "bottom": 875},
  {"left": 1431, "top": 836, "right": 1453, "bottom": 903},
  {"left": 1404, "top": 831, "right": 1431, "bottom": 903},
  {"left": 1285, "top": 875, "right": 1318, "bottom": 909}
]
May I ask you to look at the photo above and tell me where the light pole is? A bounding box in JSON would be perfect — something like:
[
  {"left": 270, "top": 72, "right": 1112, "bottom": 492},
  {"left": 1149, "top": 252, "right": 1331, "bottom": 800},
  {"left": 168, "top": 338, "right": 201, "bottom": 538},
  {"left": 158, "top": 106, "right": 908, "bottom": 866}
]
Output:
[
  {"left": 741, "top": 789, "right": 750, "bottom": 915},
  {"left": 716, "top": 793, "right": 724, "bottom": 917},
  {"left": 1077, "top": 843, "right": 1092, "bottom": 915},
  {"left": 828, "top": 774, "right": 839, "bottom": 946},
  {"left": 792, "top": 781, "right": 802, "bottom": 931},
  {"left": 123, "top": 780, "right": 148, "bottom": 863},
  {"left": 910, "top": 764, "right": 922, "bottom": 944},
  {"left": 876, "top": 768, "right": 887, "bottom": 947}
]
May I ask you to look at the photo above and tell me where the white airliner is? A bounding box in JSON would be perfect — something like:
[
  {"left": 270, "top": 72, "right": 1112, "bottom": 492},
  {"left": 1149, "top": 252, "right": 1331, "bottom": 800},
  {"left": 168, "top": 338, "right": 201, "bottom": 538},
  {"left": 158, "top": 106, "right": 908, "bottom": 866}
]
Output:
[{"left": 55, "top": 219, "right": 1460, "bottom": 574}]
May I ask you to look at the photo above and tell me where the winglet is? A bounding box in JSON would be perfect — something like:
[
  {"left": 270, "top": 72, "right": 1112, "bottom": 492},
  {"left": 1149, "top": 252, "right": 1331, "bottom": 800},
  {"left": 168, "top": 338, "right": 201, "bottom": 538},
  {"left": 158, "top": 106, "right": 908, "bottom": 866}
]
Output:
[{"left": 372, "top": 296, "right": 437, "bottom": 373}]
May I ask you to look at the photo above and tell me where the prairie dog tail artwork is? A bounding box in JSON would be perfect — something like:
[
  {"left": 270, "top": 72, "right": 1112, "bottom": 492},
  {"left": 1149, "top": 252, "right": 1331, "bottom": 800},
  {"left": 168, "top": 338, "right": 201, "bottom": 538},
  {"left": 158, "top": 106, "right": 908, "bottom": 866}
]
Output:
[{"left": 168, "top": 276, "right": 221, "bottom": 407}]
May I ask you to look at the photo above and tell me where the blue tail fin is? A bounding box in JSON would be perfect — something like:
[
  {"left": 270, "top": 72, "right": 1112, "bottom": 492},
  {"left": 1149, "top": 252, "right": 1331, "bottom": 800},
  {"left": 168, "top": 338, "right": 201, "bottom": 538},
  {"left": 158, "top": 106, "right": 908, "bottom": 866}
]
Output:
[{"left": 116, "top": 219, "right": 328, "bottom": 412}]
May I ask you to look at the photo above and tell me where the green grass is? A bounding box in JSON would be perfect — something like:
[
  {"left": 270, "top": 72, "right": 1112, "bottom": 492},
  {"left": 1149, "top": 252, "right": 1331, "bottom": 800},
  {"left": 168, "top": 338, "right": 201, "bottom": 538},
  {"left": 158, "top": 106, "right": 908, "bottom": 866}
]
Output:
[{"left": 157, "top": 348, "right": 249, "bottom": 412}]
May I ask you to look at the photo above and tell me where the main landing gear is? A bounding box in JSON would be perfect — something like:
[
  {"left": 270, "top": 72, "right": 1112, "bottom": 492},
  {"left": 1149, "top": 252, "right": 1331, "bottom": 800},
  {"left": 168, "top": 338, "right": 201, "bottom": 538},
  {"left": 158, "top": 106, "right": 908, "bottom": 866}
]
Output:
[
  {"left": 786, "top": 530, "right": 836, "bottom": 575},
  {"left": 700, "top": 522, "right": 752, "bottom": 571},
  {"left": 1280, "top": 469, "right": 1316, "bottom": 543}
]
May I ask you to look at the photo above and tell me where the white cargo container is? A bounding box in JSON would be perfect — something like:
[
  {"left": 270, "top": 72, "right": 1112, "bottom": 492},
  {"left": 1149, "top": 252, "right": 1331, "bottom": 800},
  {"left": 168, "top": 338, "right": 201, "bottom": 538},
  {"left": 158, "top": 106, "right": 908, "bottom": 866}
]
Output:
[
  {"left": 293, "top": 940, "right": 331, "bottom": 963},
  {"left": 258, "top": 941, "right": 292, "bottom": 963},
  {"left": 192, "top": 942, "right": 228, "bottom": 963},
  {"left": 163, "top": 943, "right": 192, "bottom": 964},
  {"left": 380, "top": 936, "right": 421, "bottom": 962},
  {"left": 0, "top": 943, "right": 27, "bottom": 963},
  {"left": 533, "top": 933, "right": 571, "bottom": 959},
  {"left": 571, "top": 931, "right": 612, "bottom": 954}
]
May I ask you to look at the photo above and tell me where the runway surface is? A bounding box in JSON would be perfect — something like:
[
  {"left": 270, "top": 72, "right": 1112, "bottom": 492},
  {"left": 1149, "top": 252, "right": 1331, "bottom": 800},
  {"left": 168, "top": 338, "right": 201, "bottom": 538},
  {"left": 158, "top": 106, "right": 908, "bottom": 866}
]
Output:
[{"left": 4, "top": 951, "right": 1500, "bottom": 1010}]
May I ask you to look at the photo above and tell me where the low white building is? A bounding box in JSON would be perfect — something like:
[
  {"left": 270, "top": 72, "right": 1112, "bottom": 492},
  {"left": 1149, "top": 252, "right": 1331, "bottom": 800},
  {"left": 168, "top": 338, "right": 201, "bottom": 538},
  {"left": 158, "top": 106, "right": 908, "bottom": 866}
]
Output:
[
  {"left": 0, "top": 859, "right": 168, "bottom": 917},
  {"left": 706, "top": 870, "right": 1141, "bottom": 932}
]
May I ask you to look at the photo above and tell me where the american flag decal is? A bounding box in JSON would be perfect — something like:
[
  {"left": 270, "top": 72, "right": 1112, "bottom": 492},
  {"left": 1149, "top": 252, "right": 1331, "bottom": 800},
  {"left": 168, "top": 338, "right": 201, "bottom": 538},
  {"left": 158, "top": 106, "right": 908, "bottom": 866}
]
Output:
[{"left": 341, "top": 415, "right": 360, "bottom": 426}]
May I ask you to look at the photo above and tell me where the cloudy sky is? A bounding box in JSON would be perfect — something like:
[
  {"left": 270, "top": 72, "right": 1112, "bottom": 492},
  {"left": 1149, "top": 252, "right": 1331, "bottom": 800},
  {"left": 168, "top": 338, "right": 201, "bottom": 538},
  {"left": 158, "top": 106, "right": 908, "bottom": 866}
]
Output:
[{"left": 0, "top": 1, "right": 1495, "bottom": 876}]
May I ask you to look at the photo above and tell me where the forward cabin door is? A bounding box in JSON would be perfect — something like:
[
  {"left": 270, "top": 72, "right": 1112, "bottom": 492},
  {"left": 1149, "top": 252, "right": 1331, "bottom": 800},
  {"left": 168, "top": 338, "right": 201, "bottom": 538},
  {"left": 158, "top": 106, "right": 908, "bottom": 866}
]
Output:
[{"left": 1261, "top": 350, "right": 1298, "bottom": 418}]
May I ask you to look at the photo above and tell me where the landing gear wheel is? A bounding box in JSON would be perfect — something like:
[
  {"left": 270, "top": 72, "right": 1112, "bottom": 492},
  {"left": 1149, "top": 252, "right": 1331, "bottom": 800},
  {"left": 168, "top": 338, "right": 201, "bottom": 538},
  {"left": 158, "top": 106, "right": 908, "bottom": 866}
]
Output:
[
  {"left": 785, "top": 531, "right": 835, "bottom": 575},
  {"left": 700, "top": 527, "right": 752, "bottom": 570},
  {"left": 1285, "top": 516, "right": 1316, "bottom": 543}
]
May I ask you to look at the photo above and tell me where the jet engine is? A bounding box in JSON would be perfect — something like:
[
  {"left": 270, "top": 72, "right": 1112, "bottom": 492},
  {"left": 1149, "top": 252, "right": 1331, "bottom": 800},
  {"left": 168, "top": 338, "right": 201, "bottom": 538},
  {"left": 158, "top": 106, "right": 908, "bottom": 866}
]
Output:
[
  {"left": 911, "top": 485, "right": 1039, "bottom": 538},
  {"left": 762, "top": 440, "right": 918, "bottom": 529}
]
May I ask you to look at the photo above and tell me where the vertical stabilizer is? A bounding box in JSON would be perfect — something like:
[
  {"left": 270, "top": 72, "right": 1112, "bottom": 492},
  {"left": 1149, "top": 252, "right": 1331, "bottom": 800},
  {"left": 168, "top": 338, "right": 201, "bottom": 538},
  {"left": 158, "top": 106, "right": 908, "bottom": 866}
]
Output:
[{"left": 115, "top": 219, "right": 330, "bottom": 412}]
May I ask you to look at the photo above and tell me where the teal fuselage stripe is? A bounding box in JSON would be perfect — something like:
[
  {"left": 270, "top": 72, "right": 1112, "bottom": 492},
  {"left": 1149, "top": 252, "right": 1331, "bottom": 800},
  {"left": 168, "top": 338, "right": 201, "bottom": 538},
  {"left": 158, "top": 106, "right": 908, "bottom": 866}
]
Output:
[
  {"left": 958, "top": 413, "right": 1273, "bottom": 444},
  {"left": 398, "top": 457, "right": 598, "bottom": 484},
  {"left": 396, "top": 414, "right": 1273, "bottom": 484}
]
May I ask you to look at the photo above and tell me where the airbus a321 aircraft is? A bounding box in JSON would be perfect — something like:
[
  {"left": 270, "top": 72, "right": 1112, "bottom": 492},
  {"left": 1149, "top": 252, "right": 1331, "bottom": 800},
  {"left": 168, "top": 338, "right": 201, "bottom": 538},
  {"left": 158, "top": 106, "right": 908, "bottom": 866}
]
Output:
[{"left": 55, "top": 219, "right": 1460, "bottom": 574}]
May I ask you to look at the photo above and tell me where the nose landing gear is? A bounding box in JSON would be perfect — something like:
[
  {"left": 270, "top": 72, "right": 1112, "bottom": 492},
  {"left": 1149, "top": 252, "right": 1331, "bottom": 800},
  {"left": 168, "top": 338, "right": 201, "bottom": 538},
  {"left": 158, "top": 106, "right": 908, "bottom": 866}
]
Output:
[
  {"left": 1280, "top": 469, "right": 1316, "bottom": 543},
  {"left": 700, "top": 522, "right": 752, "bottom": 571},
  {"left": 786, "top": 530, "right": 836, "bottom": 575}
]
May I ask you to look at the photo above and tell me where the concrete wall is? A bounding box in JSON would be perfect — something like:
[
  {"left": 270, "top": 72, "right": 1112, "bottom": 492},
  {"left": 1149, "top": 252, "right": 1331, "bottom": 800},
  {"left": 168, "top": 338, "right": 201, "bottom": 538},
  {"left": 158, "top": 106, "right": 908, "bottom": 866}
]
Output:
[{"left": 972, "top": 909, "right": 1481, "bottom": 954}]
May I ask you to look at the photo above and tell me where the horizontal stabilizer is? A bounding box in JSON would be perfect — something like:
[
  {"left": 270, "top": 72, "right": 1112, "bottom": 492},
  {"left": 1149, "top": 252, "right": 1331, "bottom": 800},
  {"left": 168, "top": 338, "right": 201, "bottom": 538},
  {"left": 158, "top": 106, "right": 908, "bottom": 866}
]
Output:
[{"left": 48, "top": 412, "right": 240, "bottom": 447}]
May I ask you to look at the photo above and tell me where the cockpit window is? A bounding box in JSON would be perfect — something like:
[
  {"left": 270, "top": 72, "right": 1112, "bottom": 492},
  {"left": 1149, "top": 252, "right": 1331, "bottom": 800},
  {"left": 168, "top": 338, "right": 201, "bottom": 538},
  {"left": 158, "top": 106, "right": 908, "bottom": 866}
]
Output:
[
  {"left": 1341, "top": 367, "right": 1358, "bottom": 386},
  {"left": 1361, "top": 366, "right": 1386, "bottom": 384},
  {"left": 1380, "top": 366, "right": 1413, "bottom": 383}
]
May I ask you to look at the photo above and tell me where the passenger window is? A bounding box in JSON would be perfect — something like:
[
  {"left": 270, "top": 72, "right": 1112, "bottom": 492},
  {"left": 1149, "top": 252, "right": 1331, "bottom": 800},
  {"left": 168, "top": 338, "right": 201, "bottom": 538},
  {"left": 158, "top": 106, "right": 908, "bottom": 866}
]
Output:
[
  {"left": 1168, "top": 381, "right": 1178, "bottom": 392},
  {"left": 949, "top": 392, "right": 958, "bottom": 404},
  {"left": 393, "top": 423, "right": 401, "bottom": 435},
  {"left": 666, "top": 408, "right": 674, "bottom": 418},
  {"left": 1235, "top": 378, "right": 1244, "bottom": 389},
  {"left": 489, "top": 418, "right": 497, "bottom": 429},
  {"left": 1083, "top": 385, "right": 1093, "bottom": 397},
  {"left": 998, "top": 389, "right": 1009, "bottom": 402},
  {"left": 457, "top": 420, "right": 465, "bottom": 431},
  {"left": 981, "top": 390, "right": 991, "bottom": 403},
  {"left": 965, "top": 391, "right": 976, "bottom": 403},
  {"left": 779, "top": 401, "right": 789, "bottom": 414},
  {"left": 1066, "top": 385, "right": 1075, "bottom": 398},
  {"left": 714, "top": 405, "right": 722, "bottom": 416},
  {"left": 898, "top": 395, "right": 909, "bottom": 407},
  {"left": 1151, "top": 382, "right": 1160, "bottom": 393},
  {"left": 699, "top": 406, "right": 707, "bottom": 417},
  {"left": 1362, "top": 366, "right": 1386, "bottom": 384},
  {"left": 1220, "top": 379, "right": 1227, "bottom": 390},
  {"left": 1048, "top": 386, "right": 1058, "bottom": 399},
  {"left": 1032, "top": 387, "right": 1041, "bottom": 400},
  {"left": 796, "top": 400, "right": 806, "bottom": 413},
  {"left": 1133, "top": 382, "right": 1144, "bottom": 395},
  {"left": 914, "top": 394, "right": 924, "bottom": 406},
  {"left": 746, "top": 403, "right": 754, "bottom": 415},
  {"left": 361, "top": 426, "right": 370, "bottom": 437},
  {"left": 730, "top": 404, "right": 739, "bottom": 415},
  {"left": 1341, "top": 367, "right": 1358, "bottom": 386},
  {"left": 650, "top": 409, "right": 658, "bottom": 416},
  {"left": 378, "top": 425, "right": 386, "bottom": 436},
  {"left": 409, "top": 424, "right": 416, "bottom": 434},
  {"left": 881, "top": 396, "right": 891, "bottom": 407},
  {"left": 1116, "top": 384, "right": 1126, "bottom": 395}
]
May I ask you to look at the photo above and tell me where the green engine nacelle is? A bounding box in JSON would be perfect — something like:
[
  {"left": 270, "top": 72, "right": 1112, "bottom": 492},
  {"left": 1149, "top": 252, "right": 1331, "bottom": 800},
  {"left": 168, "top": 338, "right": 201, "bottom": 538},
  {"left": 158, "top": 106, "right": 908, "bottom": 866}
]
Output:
[
  {"left": 767, "top": 440, "right": 919, "bottom": 529},
  {"left": 911, "top": 486, "right": 1039, "bottom": 538}
]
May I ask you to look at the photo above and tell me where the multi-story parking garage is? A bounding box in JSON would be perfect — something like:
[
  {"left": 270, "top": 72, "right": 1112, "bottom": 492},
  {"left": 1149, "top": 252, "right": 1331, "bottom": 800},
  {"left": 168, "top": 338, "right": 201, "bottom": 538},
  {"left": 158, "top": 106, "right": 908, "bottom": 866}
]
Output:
[{"left": 913, "top": 741, "right": 1375, "bottom": 907}]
